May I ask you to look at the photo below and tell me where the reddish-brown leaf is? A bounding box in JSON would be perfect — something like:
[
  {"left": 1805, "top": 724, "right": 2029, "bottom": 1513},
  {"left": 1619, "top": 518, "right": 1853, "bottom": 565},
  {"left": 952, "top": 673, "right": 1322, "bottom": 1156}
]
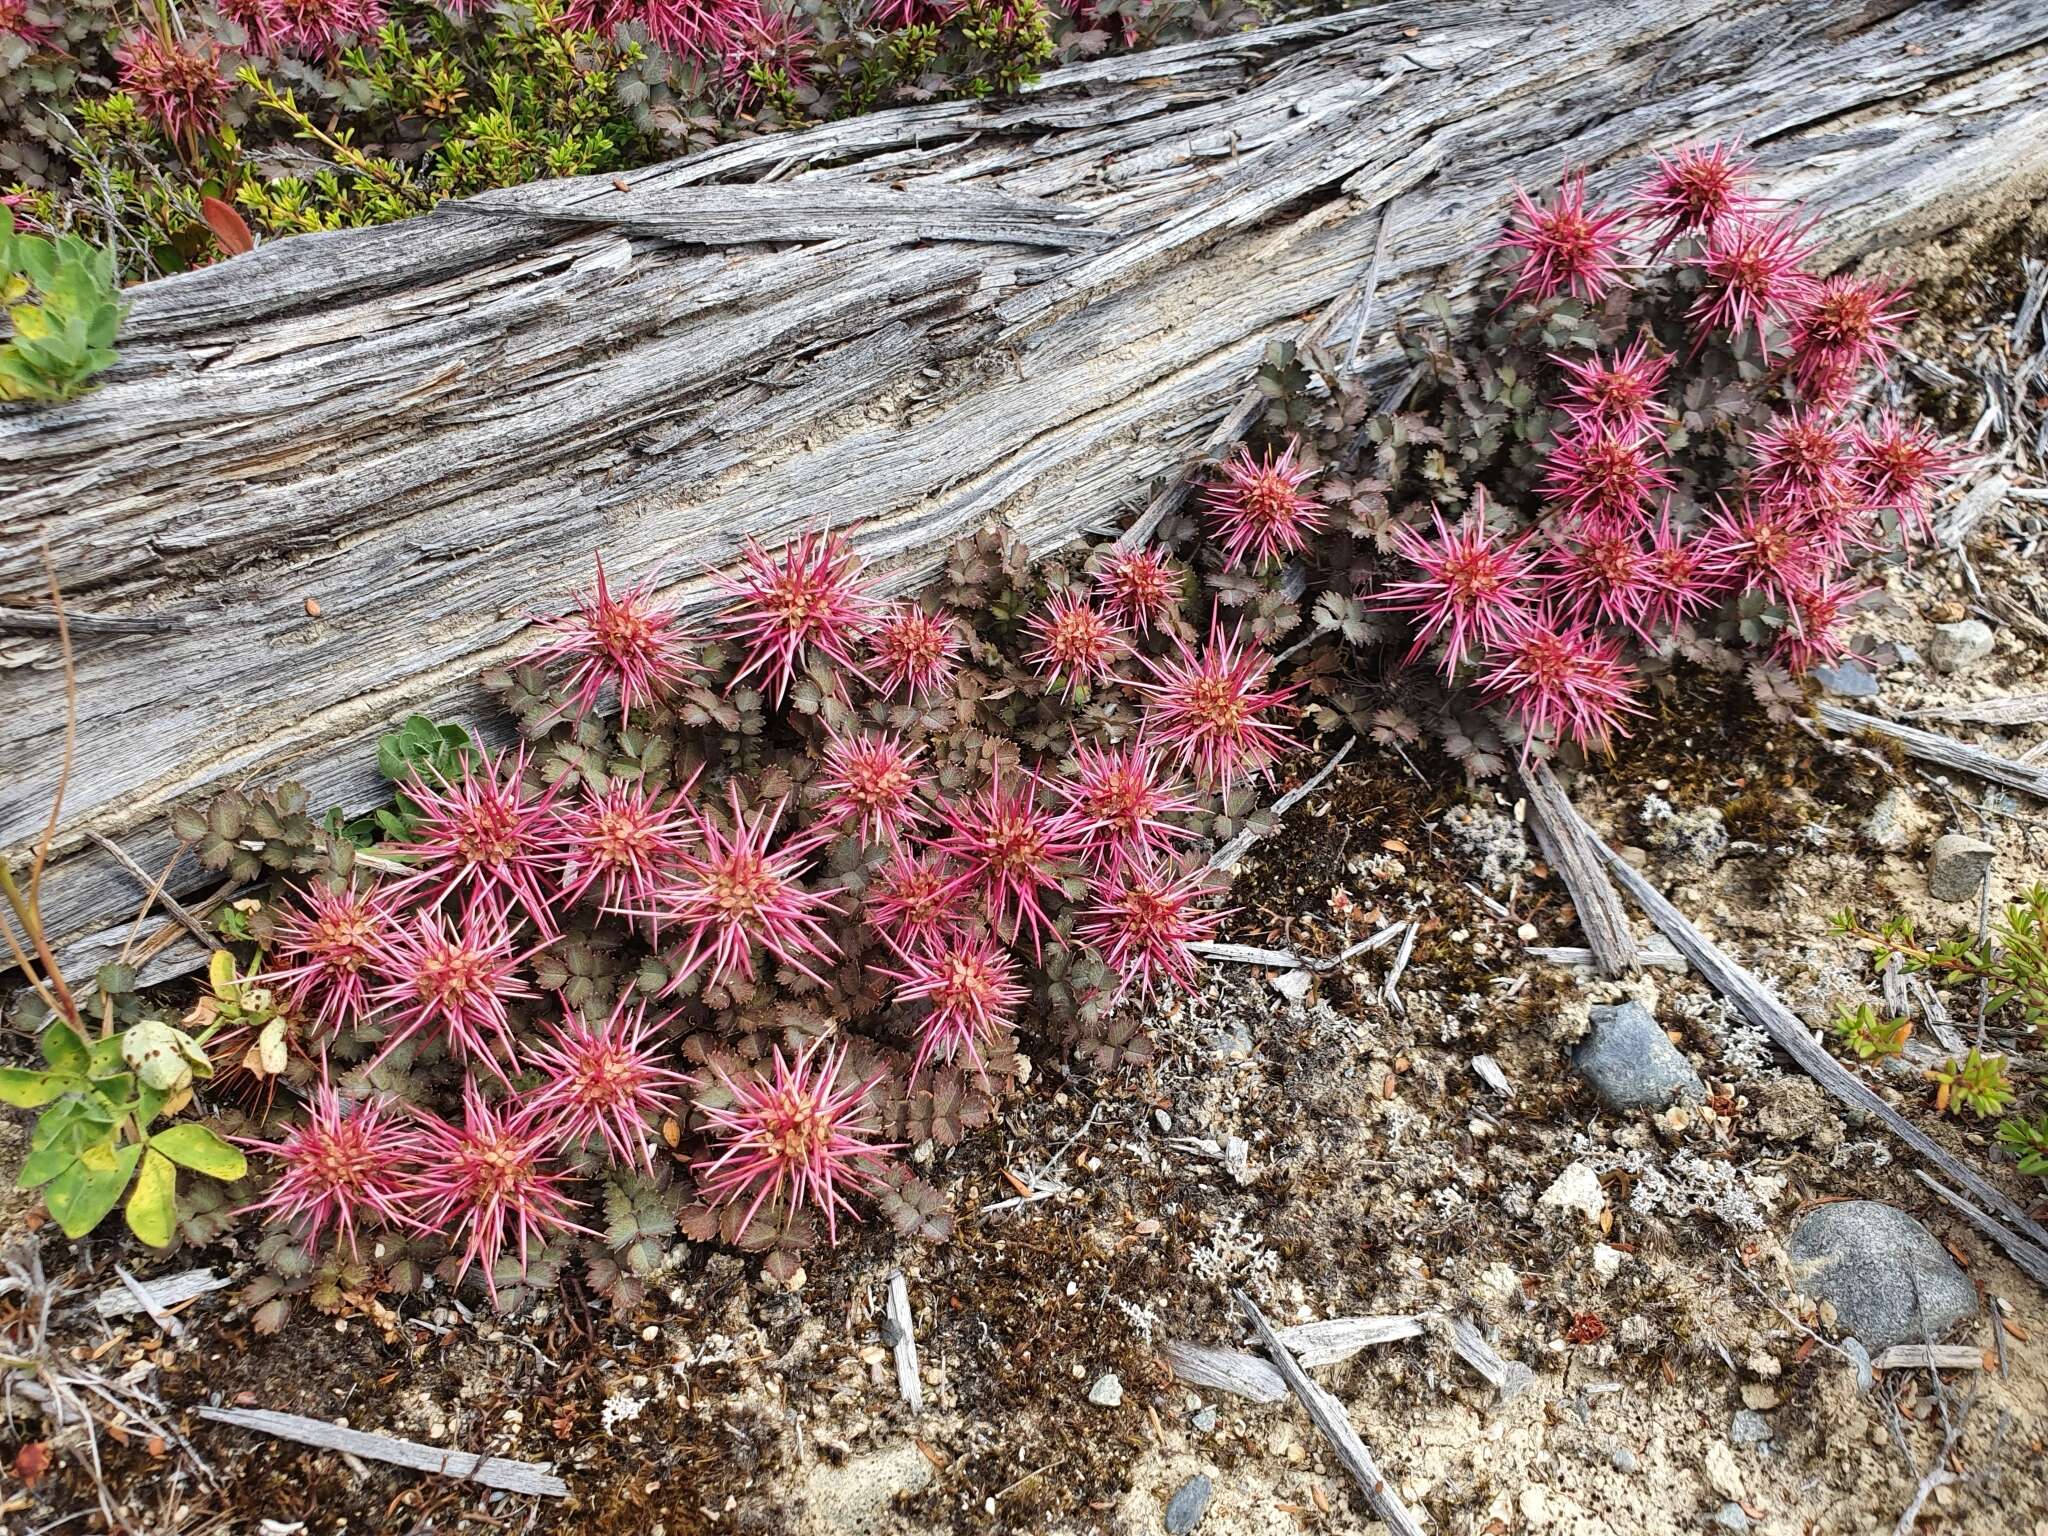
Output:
[{"left": 199, "top": 196, "right": 255, "bottom": 256}]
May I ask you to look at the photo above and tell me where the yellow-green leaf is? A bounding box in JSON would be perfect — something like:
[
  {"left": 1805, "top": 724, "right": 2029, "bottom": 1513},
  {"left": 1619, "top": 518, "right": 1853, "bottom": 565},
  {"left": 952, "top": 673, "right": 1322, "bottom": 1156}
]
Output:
[
  {"left": 148, "top": 1122, "right": 247, "bottom": 1181},
  {"left": 126, "top": 1149, "right": 178, "bottom": 1248},
  {"left": 45, "top": 1142, "right": 141, "bottom": 1238},
  {"left": 0, "top": 1068, "right": 78, "bottom": 1108}
]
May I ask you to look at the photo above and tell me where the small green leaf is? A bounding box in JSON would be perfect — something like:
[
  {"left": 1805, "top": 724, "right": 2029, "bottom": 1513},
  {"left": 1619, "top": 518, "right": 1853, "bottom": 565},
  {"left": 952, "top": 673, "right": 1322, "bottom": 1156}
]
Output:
[
  {"left": 18, "top": 1141, "right": 78, "bottom": 1190},
  {"left": 44, "top": 1141, "right": 142, "bottom": 1238},
  {"left": 149, "top": 1122, "right": 248, "bottom": 1180},
  {"left": 39, "top": 1018, "right": 90, "bottom": 1075},
  {"left": 126, "top": 1149, "right": 179, "bottom": 1247},
  {"left": 0, "top": 1068, "right": 79, "bottom": 1108}
]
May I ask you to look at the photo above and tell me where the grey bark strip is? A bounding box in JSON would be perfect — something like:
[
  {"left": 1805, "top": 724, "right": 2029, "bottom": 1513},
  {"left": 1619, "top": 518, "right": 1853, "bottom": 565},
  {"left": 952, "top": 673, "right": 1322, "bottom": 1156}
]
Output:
[
  {"left": 196, "top": 1407, "right": 569, "bottom": 1497},
  {"left": 1591, "top": 839, "right": 2048, "bottom": 1291},
  {"left": 1235, "top": 1290, "right": 1427, "bottom": 1536},
  {"left": 1816, "top": 704, "right": 2048, "bottom": 799},
  {"left": 1519, "top": 762, "right": 1636, "bottom": 975},
  {"left": 8, "top": 0, "right": 2048, "bottom": 985}
]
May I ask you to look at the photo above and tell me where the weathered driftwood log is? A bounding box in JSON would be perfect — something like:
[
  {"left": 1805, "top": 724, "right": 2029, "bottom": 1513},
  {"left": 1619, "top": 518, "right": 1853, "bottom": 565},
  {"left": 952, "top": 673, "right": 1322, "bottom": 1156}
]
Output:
[{"left": 6, "top": 1, "right": 2048, "bottom": 983}]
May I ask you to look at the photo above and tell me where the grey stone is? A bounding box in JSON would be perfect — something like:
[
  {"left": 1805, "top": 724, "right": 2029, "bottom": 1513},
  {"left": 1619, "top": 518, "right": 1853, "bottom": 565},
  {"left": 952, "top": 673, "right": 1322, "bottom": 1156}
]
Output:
[
  {"left": 1164, "top": 1475, "right": 1213, "bottom": 1534},
  {"left": 1610, "top": 1447, "right": 1639, "bottom": 1474},
  {"left": 1729, "top": 1410, "right": 1772, "bottom": 1446},
  {"left": 1927, "top": 833, "right": 1995, "bottom": 902},
  {"left": 1787, "top": 1201, "right": 1977, "bottom": 1352},
  {"left": 1712, "top": 1502, "right": 1751, "bottom": 1533},
  {"left": 1191, "top": 1405, "right": 1218, "bottom": 1434},
  {"left": 1087, "top": 1372, "right": 1124, "bottom": 1408},
  {"left": 1929, "top": 619, "right": 1995, "bottom": 674},
  {"left": 1859, "top": 788, "right": 1926, "bottom": 854},
  {"left": 1812, "top": 659, "right": 1880, "bottom": 699},
  {"left": 1571, "top": 1002, "right": 1706, "bottom": 1113},
  {"left": 1270, "top": 968, "right": 1312, "bottom": 1003}
]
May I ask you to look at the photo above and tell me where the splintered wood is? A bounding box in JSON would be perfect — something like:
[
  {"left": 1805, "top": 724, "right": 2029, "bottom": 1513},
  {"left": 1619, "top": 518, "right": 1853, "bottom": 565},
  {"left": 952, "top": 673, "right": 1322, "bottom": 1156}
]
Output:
[{"left": 197, "top": 1407, "right": 569, "bottom": 1497}]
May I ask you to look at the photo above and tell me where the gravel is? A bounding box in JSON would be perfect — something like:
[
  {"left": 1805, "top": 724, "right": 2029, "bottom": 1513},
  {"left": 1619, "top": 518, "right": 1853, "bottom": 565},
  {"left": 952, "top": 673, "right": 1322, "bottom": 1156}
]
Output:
[
  {"left": 1787, "top": 1201, "right": 1978, "bottom": 1352},
  {"left": 1729, "top": 1410, "right": 1772, "bottom": 1446},
  {"left": 1570, "top": 1001, "right": 1706, "bottom": 1113},
  {"left": 1812, "top": 659, "right": 1881, "bottom": 698},
  {"left": 1087, "top": 1373, "right": 1124, "bottom": 1408}
]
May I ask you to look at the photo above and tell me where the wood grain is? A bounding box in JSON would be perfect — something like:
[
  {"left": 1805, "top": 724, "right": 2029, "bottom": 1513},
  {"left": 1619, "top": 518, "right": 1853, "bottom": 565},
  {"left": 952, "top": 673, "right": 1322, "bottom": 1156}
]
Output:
[{"left": 7, "top": 1, "right": 2048, "bottom": 984}]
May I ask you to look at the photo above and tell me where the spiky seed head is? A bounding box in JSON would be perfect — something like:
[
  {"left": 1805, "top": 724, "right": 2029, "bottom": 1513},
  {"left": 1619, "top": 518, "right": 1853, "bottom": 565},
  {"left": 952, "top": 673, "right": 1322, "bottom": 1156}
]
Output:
[
  {"left": 1131, "top": 619, "right": 1299, "bottom": 794},
  {"left": 863, "top": 849, "right": 968, "bottom": 953},
  {"left": 1789, "top": 275, "right": 1912, "bottom": 401},
  {"left": 713, "top": 530, "right": 878, "bottom": 708},
  {"left": 1053, "top": 738, "right": 1201, "bottom": 876},
  {"left": 1495, "top": 172, "right": 1635, "bottom": 306},
  {"left": 387, "top": 745, "right": 564, "bottom": 935},
  {"left": 367, "top": 895, "right": 539, "bottom": 1081},
  {"left": 115, "top": 32, "right": 231, "bottom": 145},
  {"left": 1478, "top": 607, "right": 1643, "bottom": 761},
  {"left": 933, "top": 763, "right": 1083, "bottom": 960},
  {"left": 867, "top": 602, "right": 963, "bottom": 703},
  {"left": 645, "top": 784, "right": 843, "bottom": 992},
  {"left": 556, "top": 772, "right": 700, "bottom": 918},
  {"left": 693, "top": 1039, "right": 898, "bottom": 1245},
  {"left": 1539, "top": 424, "right": 1673, "bottom": 532},
  {"left": 1024, "top": 591, "right": 1131, "bottom": 699},
  {"left": 1094, "top": 547, "right": 1181, "bottom": 634},
  {"left": 1549, "top": 336, "right": 1673, "bottom": 437},
  {"left": 1202, "top": 441, "right": 1323, "bottom": 570},
  {"left": 1689, "top": 213, "right": 1819, "bottom": 361},
  {"left": 1633, "top": 141, "right": 1762, "bottom": 252},
  {"left": 519, "top": 994, "right": 688, "bottom": 1174},
  {"left": 1697, "top": 498, "right": 1828, "bottom": 608},
  {"left": 241, "top": 1083, "right": 421, "bottom": 1255},
  {"left": 1852, "top": 414, "right": 1955, "bottom": 540},
  {"left": 410, "top": 1081, "right": 593, "bottom": 1301},
  {"left": 883, "top": 930, "right": 1027, "bottom": 1079},
  {"left": 525, "top": 555, "right": 696, "bottom": 724},
  {"left": 267, "top": 881, "right": 397, "bottom": 1036},
  {"left": 1537, "top": 530, "right": 1661, "bottom": 642},
  {"left": 1075, "top": 860, "right": 1225, "bottom": 1005},
  {"left": 814, "top": 728, "right": 931, "bottom": 847},
  {"left": 1377, "top": 493, "right": 1541, "bottom": 675},
  {"left": 1748, "top": 409, "right": 1856, "bottom": 512},
  {"left": 1643, "top": 507, "right": 1724, "bottom": 631},
  {"left": 1774, "top": 574, "right": 1867, "bottom": 676}
]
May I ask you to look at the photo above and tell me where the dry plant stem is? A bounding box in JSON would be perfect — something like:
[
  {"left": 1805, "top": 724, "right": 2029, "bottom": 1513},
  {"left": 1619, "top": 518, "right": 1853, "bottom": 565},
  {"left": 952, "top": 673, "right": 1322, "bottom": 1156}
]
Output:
[
  {"left": 885, "top": 1270, "right": 922, "bottom": 1414},
  {"left": 1593, "top": 838, "right": 2048, "bottom": 1291},
  {"left": 1234, "top": 1289, "right": 1426, "bottom": 1536},
  {"left": 86, "top": 831, "right": 209, "bottom": 954}
]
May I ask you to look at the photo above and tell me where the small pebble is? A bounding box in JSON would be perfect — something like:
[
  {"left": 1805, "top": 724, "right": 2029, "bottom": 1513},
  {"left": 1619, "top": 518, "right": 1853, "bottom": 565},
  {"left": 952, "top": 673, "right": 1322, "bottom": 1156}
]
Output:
[
  {"left": 1713, "top": 1502, "right": 1751, "bottom": 1533},
  {"left": 1164, "top": 1474, "right": 1213, "bottom": 1534},
  {"left": 1087, "top": 1372, "right": 1124, "bottom": 1408},
  {"left": 1927, "top": 832, "right": 1995, "bottom": 903},
  {"left": 1610, "top": 1448, "right": 1638, "bottom": 1474},
  {"left": 1729, "top": 1409, "right": 1772, "bottom": 1446},
  {"left": 1929, "top": 618, "right": 1994, "bottom": 673},
  {"left": 1191, "top": 1405, "right": 1218, "bottom": 1434}
]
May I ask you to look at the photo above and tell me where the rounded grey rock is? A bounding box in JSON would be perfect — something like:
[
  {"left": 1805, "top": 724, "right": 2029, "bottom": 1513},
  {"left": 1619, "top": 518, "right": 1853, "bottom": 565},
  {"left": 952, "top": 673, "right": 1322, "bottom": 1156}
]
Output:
[
  {"left": 1190, "top": 1405, "right": 1218, "bottom": 1434},
  {"left": 1787, "top": 1201, "right": 1977, "bottom": 1352},
  {"left": 1610, "top": 1447, "right": 1639, "bottom": 1474},
  {"left": 1087, "top": 1372, "right": 1124, "bottom": 1408},
  {"left": 1927, "top": 832, "right": 1995, "bottom": 903},
  {"left": 1713, "top": 1502, "right": 1751, "bottom": 1533},
  {"left": 1570, "top": 1001, "right": 1706, "bottom": 1113},
  {"left": 1929, "top": 619, "right": 1995, "bottom": 674},
  {"left": 1165, "top": 1474, "right": 1213, "bottom": 1534}
]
